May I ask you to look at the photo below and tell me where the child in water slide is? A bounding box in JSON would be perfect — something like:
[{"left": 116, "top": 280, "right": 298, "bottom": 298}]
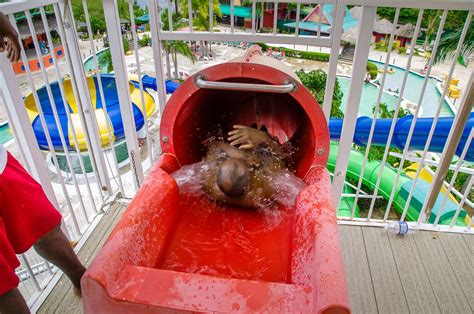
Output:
[{"left": 173, "top": 124, "right": 305, "bottom": 208}]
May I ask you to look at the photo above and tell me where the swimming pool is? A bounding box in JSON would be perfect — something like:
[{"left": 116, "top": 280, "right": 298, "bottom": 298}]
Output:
[
  {"left": 338, "top": 76, "right": 400, "bottom": 117},
  {"left": 370, "top": 60, "right": 453, "bottom": 117},
  {"left": 0, "top": 123, "right": 13, "bottom": 144},
  {"left": 83, "top": 47, "right": 111, "bottom": 73},
  {"left": 337, "top": 62, "right": 454, "bottom": 118}
]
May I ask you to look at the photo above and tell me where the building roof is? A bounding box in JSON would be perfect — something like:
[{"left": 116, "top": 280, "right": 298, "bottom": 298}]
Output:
[
  {"left": 16, "top": 15, "right": 58, "bottom": 39},
  {"left": 373, "top": 18, "right": 394, "bottom": 34},
  {"left": 283, "top": 21, "right": 332, "bottom": 33},
  {"left": 396, "top": 23, "right": 421, "bottom": 38},
  {"left": 303, "top": 4, "right": 329, "bottom": 24},
  {"left": 341, "top": 26, "right": 358, "bottom": 44},
  {"left": 349, "top": 6, "right": 382, "bottom": 21},
  {"left": 284, "top": 4, "right": 358, "bottom": 33},
  {"left": 136, "top": 13, "right": 149, "bottom": 23},
  {"left": 219, "top": 4, "right": 255, "bottom": 19}
]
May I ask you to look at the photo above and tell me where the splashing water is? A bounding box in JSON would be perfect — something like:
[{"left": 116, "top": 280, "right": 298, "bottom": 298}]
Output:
[
  {"left": 166, "top": 138, "right": 307, "bottom": 282},
  {"left": 171, "top": 138, "right": 306, "bottom": 209},
  {"left": 271, "top": 170, "right": 306, "bottom": 207},
  {"left": 172, "top": 161, "right": 210, "bottom": 196}
]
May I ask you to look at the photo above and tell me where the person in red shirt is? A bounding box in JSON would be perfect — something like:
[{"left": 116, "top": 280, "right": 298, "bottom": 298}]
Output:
[{"left": 0, "top": 13, "right": 86, "bottom": 313}]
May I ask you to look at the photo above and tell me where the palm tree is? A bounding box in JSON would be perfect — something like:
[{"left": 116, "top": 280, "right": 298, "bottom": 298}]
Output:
[
  {"left": 178, "top": 0, "right": 221, "bottom": 58},
  {"left": 98, "top": 48, "right": 113, "bottom": 73},
  {"left": 161, "top": 9, "right": 196, "bottom": 78},
  {"left": 433, "top": 22, "right": 473, "bottom": 65},
  {"left": 241, "top": 0, "right": 263, "bottom": 31}
]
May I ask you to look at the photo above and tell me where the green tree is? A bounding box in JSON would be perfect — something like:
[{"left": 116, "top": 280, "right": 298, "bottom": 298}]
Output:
[
  {"left": 376, "top": 8, "right": 468, "bottom": 30},
  {"left": 295, "top": 69, "right": 344, "bottom": 118},
  {"left": 98, "top": 48, "right": 113, "bottom": 73},
  {"left": 241, "top": 0, "right": 263, "bottom": 30},
  {"left": 178, "top": 0, "right": 221, "bottom": 58},
  {"left": 161, "top": 9, "right": 196, "bottom": 79},
  {"left": 366, "top": 61, "right": 378, "bottom": 80},
  {"left": 71, "top": 0, "right": 147, "bottom": 32},
  {"left": 433, "top": 21, "right": 474, "bottom": 65}
]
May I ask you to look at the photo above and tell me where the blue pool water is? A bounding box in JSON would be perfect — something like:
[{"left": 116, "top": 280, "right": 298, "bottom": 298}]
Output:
[
  {"left": 371, "top": 60, "right": 453, "bottom": 117},
  {"left": 338, "top": 62, "right": 454, "bottom": 117},
  {"left": 0, "top": 123, "right": 14, "bottom": 144},
  {"left": 338, "top": 76, "right": 400, "bottom": 117},
  {"left": 83, "top": 48, "right": 111, "bottom": 73}
]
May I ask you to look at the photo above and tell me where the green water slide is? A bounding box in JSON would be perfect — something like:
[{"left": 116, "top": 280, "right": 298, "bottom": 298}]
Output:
[
  {"left": 328, "top": 142, "right": 467, "bottom": 226},
  {"left": 338, "top": 184, "right": 360, "bottom": 218}
]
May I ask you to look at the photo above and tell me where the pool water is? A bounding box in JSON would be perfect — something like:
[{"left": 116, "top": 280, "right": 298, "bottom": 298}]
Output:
[
  {"left": 338, "top": 76, "right": 400, "bottom": 117},
  {"left": 338, "top": 62, "right": 454, "bottom": 118},
  {"left": 83, "top": 48, "right": 111, "bottom": 74},
  {"left": 371, "top": 60, "right": 453, "bottom": 117},
  {"left": 55, "top": 141, "right": 129, "bottom": 174},
  {"left": 0, "top": 124, "right": 14, "bottom": 144}
]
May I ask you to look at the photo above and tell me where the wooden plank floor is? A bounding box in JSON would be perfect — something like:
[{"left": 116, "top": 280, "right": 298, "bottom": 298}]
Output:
[
  {"left": 34, "top": 206, "right": 473, "bottom": 314},
  {"left": 36, "top": 201, "right": 128, "bottom": 314},
  {"left": 340, "top": 225, "right": 474, "bottom": 314}
]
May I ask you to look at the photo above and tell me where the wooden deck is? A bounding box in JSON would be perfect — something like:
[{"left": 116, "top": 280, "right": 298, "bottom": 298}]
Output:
[
  {"left": 35, "top": 201, "right": 128, "bottom": 314},
  {"left": 33, "top": 202, "right": 473, "bottom": 314},
  {"left": 340, "top": 225, "right": 473, "bottom": 314}
]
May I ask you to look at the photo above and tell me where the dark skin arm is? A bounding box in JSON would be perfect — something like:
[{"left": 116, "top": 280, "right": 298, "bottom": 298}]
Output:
[
  {"left": 0, "top": 13, "right": 20, "bottom": 63},
  {"left": 227, "top": 125, "right": 287, "bottom": 159},
  {"left": 206, "top": 141, "right": 260, "bottom": 166}
]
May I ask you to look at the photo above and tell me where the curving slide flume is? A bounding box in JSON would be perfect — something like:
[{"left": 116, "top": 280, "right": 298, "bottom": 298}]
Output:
[
  {"left": 329, "top": 113, "right": 474, "bottom": 162},
  {"left": 327, "top": 142, "right": 469, "bottom": 226}
]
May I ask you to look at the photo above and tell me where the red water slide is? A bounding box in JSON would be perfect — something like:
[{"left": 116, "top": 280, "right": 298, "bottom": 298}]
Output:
[{"left": 82, "top": 46, "right": 350, "bottom": 313}]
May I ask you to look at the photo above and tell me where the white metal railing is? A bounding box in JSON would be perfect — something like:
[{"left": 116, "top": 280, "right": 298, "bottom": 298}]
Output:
[{"left": 0, "top": 0, "right": 473, "bottom": 308}]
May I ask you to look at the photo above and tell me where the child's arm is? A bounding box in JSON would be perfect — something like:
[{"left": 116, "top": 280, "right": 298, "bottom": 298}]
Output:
[{"left": 227, "top": 125, "right": 287, "bottom": 158}]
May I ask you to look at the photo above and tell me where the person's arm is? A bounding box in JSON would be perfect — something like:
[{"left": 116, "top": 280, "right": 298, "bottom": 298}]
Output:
[
  {"left": 0, "top": 13, "right": 20, "bottom": 63},
  {"left": 227, "top": 125, "right": 287, "bottom": 158},
  {"left": 205, "top": 141, "right": 261, "bottom": 166}
]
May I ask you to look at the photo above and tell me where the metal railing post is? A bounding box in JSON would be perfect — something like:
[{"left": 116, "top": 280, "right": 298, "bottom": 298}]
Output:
[
  {"left": 323, "top": 2, "right": 344, "bottom": 120},
  {"left": 331, "top": 6, "right": 377, "bottom": 209},
  {"left": 0, "top": 54, "right": 59, "bottom": 210},
  {"left": 148, "top": 0, "right": 168, "bottom": 114},
  {"left": 103, "top": 0, "right": 144, "bottom": 190},
  {"left": 421, "top": 72, "right": 474, "bottom": 223},
  {"left": 59, "top": 0, "right": 112, "bottom": 194}
]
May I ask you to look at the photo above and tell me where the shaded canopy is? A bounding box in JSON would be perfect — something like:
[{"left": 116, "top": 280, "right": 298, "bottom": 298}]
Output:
[
  {"left": 16, "top": 15, "right": 58, "bottom": 39},
  {"left": 396, "top": 23, "right": 421, "bottom": 38},
  {"left": 136, "top": 13, "right": 149, "bottom": 23},
  {"left": 373, "top": 18, "right": 394, "bottom": 34}
]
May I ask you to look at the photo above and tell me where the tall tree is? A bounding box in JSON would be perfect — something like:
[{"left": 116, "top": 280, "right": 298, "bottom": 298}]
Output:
[
  {"left": 71, "top": 0, "right": 147, "bottom": 32},
  {"left": 433, "top": 21, "right": 474, "bottom": 65},
  {"left": 423, "top": 10, "right": 440, "bottom": 50},
  {"left": 178, "top": 0, "right": 221, "bottom": 58},
  {"left": 161, "top": 9, "right": 196, "bottom": 78}
]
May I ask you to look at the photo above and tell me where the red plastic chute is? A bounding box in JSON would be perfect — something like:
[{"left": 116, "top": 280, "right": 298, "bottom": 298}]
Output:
[{"left": 82, "top": 46, "right": 350, "bottom": 313}]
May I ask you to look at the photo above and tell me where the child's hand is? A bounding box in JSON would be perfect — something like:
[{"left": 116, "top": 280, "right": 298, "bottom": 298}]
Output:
[{"left": 227, "top": 125, "right": 272, "bottom": 150}]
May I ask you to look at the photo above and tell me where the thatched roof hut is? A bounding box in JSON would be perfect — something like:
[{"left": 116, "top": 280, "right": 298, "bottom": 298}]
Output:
[
  {"left": 396, "top": 23, "right": 421, "bottom": 38},
  {"left": 341, "top": 26, "right": 358, "bottom": 45},
  {"left": 373, "top": 18, "right": 394, "bottom": 35},
  {"left": 350, "top": 6, "right": 380, "bottom": 21},
  {"left": 16, "top": 15, "right": 58, "bottom": 39}
]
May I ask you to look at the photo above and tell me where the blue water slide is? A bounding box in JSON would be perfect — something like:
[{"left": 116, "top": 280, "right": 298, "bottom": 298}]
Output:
[
  {"left": 329, "top": 113, "right": 474, "bottom": 162},
  {"left": 140, "top": 75, "right": 180, "bottom": 94}
]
